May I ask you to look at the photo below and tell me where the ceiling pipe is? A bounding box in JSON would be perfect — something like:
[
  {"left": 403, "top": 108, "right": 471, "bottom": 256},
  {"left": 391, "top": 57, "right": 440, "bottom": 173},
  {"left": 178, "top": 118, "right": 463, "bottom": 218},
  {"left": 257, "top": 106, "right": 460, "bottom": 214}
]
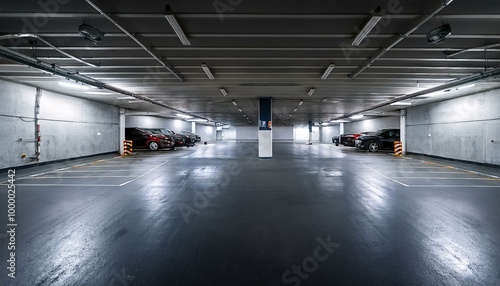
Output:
[
  {"left": 85, "top": 0, "right": 183, "bottom": 82},
  {"left": 0, "top": 46, "right": 198, "bottom": 117},
  {"left": 0, "top": 33, "right": 98, "bottom": 67},
  {"left": 335, "top": 65, "right": 500, "bottom": 120},
  {"left": 349, "top": 0, "right": 454, "bottom": 80},
  {"left": 444, "top": 42, "right": 500, "bottom": 58}
]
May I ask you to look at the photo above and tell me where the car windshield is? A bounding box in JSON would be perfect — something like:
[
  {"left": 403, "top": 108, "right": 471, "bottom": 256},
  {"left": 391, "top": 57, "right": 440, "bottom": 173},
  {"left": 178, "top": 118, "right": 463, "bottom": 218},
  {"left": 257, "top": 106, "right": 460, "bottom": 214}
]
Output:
[{"left": 149, "top": 129, "right": 165, "bottom": 135}]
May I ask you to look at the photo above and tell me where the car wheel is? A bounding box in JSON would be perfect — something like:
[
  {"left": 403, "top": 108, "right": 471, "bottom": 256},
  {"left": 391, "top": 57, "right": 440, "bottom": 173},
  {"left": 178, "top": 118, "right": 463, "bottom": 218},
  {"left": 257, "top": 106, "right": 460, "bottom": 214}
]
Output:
[
  {"left": 368, "top": 141, "right": 380, "bottom": 152},
  {"left": 148, "top": 141, "right": 159, "bottom": 151}
]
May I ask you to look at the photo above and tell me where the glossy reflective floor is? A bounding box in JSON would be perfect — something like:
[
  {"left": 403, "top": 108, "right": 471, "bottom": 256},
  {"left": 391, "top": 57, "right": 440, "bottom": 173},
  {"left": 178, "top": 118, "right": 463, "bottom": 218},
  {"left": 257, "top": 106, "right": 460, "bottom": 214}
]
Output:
[{"left": 1, "top": 142, "right": 500, "bottom": 286}]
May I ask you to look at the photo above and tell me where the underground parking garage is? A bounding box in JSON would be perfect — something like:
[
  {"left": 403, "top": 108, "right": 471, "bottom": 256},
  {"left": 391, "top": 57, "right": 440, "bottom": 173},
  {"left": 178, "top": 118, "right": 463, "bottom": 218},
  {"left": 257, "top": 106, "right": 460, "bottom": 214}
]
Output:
[{"left": 1, "top": 0, "right": 500, "bottom": 285}]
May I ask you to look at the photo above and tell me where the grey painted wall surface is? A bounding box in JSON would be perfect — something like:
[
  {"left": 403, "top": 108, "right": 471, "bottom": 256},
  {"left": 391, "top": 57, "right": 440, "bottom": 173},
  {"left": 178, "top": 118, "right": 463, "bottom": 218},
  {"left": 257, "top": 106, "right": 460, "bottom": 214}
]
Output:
[
  {"left": 125, "top": 115, "right": 215, "bottom": 142},
  {"left": 344, "top": 117, "right": 400, "bottom": 134},
  {"left": 273, "top": 126, "right": 294, "bottom": 142},
  {"left": 236, "top": 126, "right": 258, "bottom": 141},
  {"left": 407, "top": 89, "right": 500, "bottom": 165},
  {"left": 0, "top": 79, "right": 120, "bottom": 169},
  {"left": 322, "top": 125, "right": 341, "bottom": 143},
  {"left": 233, "top": 126, "right": 293, "bottom": 141}
]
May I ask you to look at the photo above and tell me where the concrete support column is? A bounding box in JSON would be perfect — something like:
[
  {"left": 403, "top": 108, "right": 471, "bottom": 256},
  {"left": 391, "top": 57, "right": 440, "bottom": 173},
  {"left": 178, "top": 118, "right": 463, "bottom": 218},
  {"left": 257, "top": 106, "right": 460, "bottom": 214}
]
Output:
[
  {"left": 192, "top": 122, "right": 196, "bottom": 134},
  {"left": 340, "top": 122, "right": 345, "bottom": 135},
  {"left": 119, "top": 108, "right": 125, "bottom": 156},
  {"left": 258, "top": 98, "right": 272, "bottom": 158},
  {"left": 400, "top": 109, "right": 407, "bottom": 155},
  {"left": 308, "top": 121, "right": 313, "bottom": 145}
]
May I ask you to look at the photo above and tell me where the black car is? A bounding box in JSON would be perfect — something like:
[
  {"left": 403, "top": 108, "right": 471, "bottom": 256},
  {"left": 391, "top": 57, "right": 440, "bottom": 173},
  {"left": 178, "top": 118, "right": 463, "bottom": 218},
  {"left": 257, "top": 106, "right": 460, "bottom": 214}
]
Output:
[
  {"left": 336, "top": 131, "right": 372, "bottom": 147},
  {"left": 182, "top": 131, "right": 201, "bottom": 142},
  {"left": 355, "top": 129, "right": 400, "bottom": 152},
  {"left": 332, "top": 136, "right": 340, "bottom": 146}
]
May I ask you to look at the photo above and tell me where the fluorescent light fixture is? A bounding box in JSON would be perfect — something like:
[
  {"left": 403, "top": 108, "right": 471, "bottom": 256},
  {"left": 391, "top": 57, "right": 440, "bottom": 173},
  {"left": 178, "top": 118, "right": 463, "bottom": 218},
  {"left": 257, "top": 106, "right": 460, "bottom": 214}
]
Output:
[
  {"left": 117, "top": 96, "right": 135, "bottom": 100},
  {"left": 220, "top": 88, "right": 228, "bottom": 97},
  {"left": 299, "top": 100, "right": 304, "bottom": 106},
  {"left": 128, "top": 100, "right": 143, "bottom": 104},
  {"left": 177, "top": 113, "right": 192, "bottom": 119},
  {"left": 308, "top": 88, "right": 316, "bottom": 97},
  {"left": 293, "top": 108, "right": 298, "bottom": 112},
  {"left": 352, "top": 15, "right": 382, "bottom": 46},
  {"left": 201, "top": 64, "right": 214, "bottom": 80},
  {"left": 238, "top": 108, "right": 243, "bottom": 112},
  {"left": 222, "top": 125, "right": 230, "bottom": 129},
  {"left": 86, "top": 91, "right": 115, "bottom": 95},
  {"left": 321, "top": 64, "right": 335, "bottom": 80},
  {"left": 390, "top": 101, "right": 412, "bottom": 106},
  {"left": 187, "top": 118, "right": 208, "bottom": 122},
  {"left": 457, "top": 84, "right": 476, "bottom": 90},
  {"left": 164, "top": 6, "right": 191, "bottom": 46},
  {"left": 58, "top": 81, "right": 89, "bottom": 90},
  {"left": 232, "top": 100, "right": 237, "bottom": 106},
  {"left": 350, "top": 114, "right": 365, "bottom": 120},
  {"left": 330, "top": 119, "right": 350, "bottom": 123}
]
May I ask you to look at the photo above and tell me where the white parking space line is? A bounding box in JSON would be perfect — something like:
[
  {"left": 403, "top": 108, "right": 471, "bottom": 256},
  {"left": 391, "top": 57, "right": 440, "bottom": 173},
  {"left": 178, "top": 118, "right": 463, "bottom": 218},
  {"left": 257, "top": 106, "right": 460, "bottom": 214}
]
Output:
[
  {"left": 381, "top": 171, "right": 468, "bottom": 174},
  {"left": 0, "top": 184, "right": 122, "bottom": 187},
  {"left": 406, "top": 185, "right": 500, "bottom": 188},
  {"left": 119, "top": 161, "right": 169, "bottom": 186},
  {"left": 56, "top": 170, "right": 150, "bottom": 173},
  {"left": 392, "top": 177, "right": 500, "bottom": 181},
  {"left": 360, "top": 163, "right": 409, "bottom": 187},
  {"left": 19, "top": 176, "right": 138, "bottom": 179}
]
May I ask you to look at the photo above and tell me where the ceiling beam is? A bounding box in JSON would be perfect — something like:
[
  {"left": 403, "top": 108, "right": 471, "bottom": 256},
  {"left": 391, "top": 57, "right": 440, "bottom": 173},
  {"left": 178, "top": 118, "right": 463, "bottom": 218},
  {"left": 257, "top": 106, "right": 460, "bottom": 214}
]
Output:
[
  {"left": 85, "top": 0, "right": 183, "bottom": 82},
  {"left": 349, "top": 0, "right": 455, "bottom": 80},
  {"left": 1, "top": 13, "right": 500, "bottom": 19}
]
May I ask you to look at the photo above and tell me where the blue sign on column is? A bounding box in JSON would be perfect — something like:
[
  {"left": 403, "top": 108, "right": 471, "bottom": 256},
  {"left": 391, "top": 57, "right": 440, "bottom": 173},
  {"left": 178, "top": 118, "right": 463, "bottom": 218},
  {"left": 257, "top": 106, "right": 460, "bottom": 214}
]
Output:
[{"left": 259, "top": 97, "right": 272, "bottom": 130}]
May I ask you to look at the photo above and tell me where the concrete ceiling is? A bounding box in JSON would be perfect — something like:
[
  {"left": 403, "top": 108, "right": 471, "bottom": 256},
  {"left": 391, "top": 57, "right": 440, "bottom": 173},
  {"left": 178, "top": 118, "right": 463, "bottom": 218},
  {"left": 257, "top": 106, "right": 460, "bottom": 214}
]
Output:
[{"left": 1, "top": 0, "right": 500, "bottom": 126}]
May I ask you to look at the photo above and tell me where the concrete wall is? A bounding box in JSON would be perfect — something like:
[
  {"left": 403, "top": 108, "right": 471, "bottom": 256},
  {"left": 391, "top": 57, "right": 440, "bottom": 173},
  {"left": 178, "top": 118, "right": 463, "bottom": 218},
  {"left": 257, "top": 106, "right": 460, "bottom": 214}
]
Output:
[
  {"left": 126, "top": 115, "right": 215, "bottom": 142},
  {"left": 236, "top": 126, "right": 257, "bottom": 141},
  {"left": 407, "top": 89, "right": 500, "bottom": 165},
  {"left": 0, "top": 79, "right": 119, "bottom": 169},
  {"left": 294, "top": 126, "right": 320, "bottom": 143},
  {"left": 228, "top": 126, "right": 293, "bottom": 142},
  {"left": 344, "top": 117, "right": 400, "bottom": 134},
  {"left": 322, "top": 125, "right": 341, "bottom": 143}
]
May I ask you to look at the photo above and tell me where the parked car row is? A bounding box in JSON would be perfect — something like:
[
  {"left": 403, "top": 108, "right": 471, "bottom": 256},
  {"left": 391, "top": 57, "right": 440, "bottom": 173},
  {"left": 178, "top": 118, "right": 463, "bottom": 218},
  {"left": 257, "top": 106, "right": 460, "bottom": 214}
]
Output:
[
  {"left": 333, "top": 129, "right": 400, "bottom": 152},
  {"left": 125, "top": 127, "right": 201, "bottom": 151},
  {"left": 334, "top": 132, "right": 372, "bottom": 147}
]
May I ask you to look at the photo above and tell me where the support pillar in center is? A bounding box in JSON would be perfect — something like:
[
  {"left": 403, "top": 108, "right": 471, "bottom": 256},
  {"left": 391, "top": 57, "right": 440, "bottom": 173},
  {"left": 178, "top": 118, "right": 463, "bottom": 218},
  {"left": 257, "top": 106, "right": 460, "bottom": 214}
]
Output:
[{"left": 258, "top": 98, "right": 272, "bottom": 158}]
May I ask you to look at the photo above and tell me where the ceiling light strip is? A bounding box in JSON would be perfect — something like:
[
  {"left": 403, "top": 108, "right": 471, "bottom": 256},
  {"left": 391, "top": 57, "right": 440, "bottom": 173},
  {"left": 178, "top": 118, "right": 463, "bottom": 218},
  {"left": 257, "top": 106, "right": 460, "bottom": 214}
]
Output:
[
  {"left": 352, "top": 15, "right": 382, "bottom": 46},
  {"left": 85, "top": 0, "right": 183, "bottom": 81},
  {"left": 220, "top": 88, "right": 228, "bottom": 96},
  {"left": 321, "top": 64, "right": 335, "bottom": 80},
  {"left": 164, "top": 6, "right": 191, "bottom": 46},
  {"left": 201, "top": 63, "right": 215, "bottom": 79}
]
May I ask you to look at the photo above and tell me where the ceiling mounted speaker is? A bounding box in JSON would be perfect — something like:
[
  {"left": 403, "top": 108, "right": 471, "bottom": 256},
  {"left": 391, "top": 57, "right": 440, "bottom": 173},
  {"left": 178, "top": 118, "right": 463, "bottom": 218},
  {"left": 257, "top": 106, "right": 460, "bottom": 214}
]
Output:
[
  {"left": 79, "top": 24, "right": 105, "bottom": 45},
  {"left": 427, "top": 24, "right": 451, "bottom": 44}
]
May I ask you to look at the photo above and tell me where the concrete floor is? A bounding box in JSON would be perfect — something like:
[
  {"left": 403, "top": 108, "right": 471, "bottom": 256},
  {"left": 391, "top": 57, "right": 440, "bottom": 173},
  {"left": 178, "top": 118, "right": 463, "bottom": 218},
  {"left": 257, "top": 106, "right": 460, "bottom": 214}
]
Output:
[{"left": 1, "top": 142, "right": 500, "bottom": 286}]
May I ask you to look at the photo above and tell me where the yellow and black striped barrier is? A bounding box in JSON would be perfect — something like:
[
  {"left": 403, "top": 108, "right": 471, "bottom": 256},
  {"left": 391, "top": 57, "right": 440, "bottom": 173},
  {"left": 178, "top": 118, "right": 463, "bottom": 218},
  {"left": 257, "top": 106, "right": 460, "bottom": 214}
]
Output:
[
  {"left": 124, "top": 140, "right": 133, "bottom": 156},
  {"left": 394, "top": 141, "right": 403, "bottom": 156}
]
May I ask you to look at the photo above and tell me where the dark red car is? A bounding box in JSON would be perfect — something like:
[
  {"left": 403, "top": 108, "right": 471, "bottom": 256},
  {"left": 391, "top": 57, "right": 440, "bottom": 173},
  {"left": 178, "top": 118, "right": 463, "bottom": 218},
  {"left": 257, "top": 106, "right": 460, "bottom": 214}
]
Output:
[{"left": 125, "top": 128, "right": 175, "bottom": 151}]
